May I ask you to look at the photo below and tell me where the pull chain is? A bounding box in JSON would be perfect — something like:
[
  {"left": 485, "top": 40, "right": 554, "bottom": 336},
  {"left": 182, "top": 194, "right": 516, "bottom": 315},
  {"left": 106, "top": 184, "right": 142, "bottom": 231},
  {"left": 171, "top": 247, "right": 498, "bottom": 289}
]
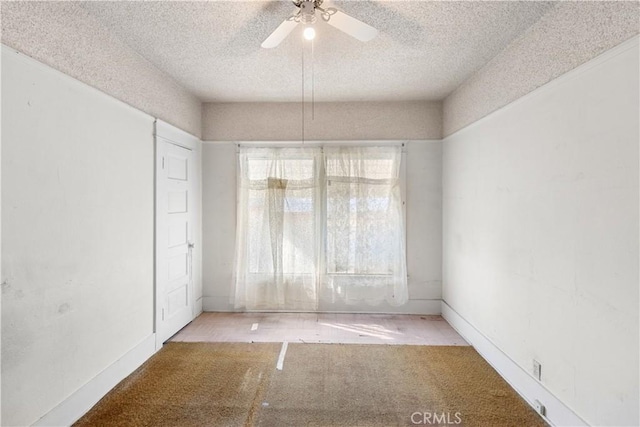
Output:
[
  {"left": 302, "top": 36, "right": 305, "bottom": 144},
  {"left": 302, "top": 33, "right": 316, "bottom": 142},
  {"left": 311, "top": 37, "right": 315, "bottom": 120}
]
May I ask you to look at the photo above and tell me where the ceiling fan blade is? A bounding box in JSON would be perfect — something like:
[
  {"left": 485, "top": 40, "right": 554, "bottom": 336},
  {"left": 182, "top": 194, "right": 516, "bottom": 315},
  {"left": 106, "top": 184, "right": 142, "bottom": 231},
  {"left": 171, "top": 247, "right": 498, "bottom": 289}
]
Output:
[
  {"left": 261, "top": 18, "right": 299, "bottom": 48},
  {"left": 326, "top": 10, "right": 378, "bottom": 42}
]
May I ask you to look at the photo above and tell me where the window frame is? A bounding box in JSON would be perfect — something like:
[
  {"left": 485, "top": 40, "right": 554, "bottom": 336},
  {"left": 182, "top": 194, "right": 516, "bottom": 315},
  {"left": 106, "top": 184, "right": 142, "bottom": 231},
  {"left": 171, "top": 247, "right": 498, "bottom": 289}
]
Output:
[{"left": 236, "top": 141, "right": 408, "bottom": 278}]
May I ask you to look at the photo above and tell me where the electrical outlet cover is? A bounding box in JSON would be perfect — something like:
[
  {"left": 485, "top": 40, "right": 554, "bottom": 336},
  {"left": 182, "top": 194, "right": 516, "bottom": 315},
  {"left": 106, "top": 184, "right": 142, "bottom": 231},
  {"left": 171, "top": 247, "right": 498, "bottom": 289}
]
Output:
[{"left": 533, "top": 360, "right": 541, "bottom": 380}]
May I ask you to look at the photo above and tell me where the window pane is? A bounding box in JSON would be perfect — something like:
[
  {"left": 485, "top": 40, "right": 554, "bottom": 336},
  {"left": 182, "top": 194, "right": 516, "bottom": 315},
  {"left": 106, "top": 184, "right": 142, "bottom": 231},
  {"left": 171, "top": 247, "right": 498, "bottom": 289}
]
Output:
[
  {"left": 325, "top": 154, "right": 400, "bottom": 276},
  {"left": 245, "top": 156, "right": 317, "bottom": 275}
]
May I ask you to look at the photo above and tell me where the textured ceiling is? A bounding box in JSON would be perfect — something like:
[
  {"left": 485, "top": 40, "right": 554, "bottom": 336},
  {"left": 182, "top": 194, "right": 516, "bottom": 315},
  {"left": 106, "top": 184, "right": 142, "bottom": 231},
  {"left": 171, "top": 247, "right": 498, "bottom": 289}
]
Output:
[{"left": 80, "top": 1, "right": 554, "bottom": 103}]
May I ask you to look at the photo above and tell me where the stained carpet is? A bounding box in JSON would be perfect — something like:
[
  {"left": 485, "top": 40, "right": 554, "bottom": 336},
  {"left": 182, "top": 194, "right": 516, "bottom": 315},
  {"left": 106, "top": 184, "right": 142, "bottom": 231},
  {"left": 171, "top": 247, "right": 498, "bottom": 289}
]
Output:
[
  {"left": 74, "top": 343, "right": 280, "bottom": 427},
  {"left": 75, "top": 342, "right": 547, "bottom": 427}
]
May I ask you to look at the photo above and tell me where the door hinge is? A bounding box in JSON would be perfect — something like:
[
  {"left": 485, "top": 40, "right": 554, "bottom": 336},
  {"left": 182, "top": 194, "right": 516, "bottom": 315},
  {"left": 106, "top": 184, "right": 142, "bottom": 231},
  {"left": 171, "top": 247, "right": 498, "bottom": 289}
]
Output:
[
  {"left": 162, "top": 157, "right": 165, "bottom": 169},
  {"left": 162, "top": 308, "right": 165, "bottom": 320}
]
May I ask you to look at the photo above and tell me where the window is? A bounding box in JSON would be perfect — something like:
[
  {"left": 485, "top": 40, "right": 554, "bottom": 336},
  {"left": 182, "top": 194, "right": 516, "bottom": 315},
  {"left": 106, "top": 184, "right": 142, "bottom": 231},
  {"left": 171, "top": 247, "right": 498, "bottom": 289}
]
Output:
[{"left": 234, "top": 145, "right": 407, "bottom": 311}]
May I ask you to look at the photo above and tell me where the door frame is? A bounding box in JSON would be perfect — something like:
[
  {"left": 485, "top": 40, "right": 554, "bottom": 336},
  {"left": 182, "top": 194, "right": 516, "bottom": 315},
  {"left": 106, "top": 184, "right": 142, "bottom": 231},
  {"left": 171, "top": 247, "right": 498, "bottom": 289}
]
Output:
[{"left": 154, "top": 120, "right": 202, "bottom": 350}]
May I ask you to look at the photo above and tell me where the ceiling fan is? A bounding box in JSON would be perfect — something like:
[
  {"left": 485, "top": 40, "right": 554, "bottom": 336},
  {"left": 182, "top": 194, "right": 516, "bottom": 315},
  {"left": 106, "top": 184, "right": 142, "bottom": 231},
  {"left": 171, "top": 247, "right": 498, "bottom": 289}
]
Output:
[{"left": 261, "top": 0, "right": 378, "bottom": 48}]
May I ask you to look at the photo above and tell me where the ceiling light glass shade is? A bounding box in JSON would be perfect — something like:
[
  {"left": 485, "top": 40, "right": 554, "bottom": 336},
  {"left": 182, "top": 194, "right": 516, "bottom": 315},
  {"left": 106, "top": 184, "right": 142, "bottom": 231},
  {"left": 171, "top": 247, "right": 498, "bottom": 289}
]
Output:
[{"left": 303, "top": 26, "right": 316, "bottom": 40}]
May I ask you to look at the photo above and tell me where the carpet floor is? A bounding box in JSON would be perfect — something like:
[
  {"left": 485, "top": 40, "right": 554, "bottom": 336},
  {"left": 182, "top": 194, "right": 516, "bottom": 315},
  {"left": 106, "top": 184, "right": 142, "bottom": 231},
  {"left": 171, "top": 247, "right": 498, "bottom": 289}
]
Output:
[{"left": 75, "top": 342, "right": 547, "bottom": 427}]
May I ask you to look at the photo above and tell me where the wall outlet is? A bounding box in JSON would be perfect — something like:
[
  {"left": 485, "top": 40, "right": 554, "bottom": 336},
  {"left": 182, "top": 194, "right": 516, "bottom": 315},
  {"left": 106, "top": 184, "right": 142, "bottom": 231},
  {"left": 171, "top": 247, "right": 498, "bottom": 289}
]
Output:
[
  {"left": 533, "top": 360, "right": 542, "bottom": 381},
  {"left": 534, "top": 399, "right": 546, "bottom": 417}
]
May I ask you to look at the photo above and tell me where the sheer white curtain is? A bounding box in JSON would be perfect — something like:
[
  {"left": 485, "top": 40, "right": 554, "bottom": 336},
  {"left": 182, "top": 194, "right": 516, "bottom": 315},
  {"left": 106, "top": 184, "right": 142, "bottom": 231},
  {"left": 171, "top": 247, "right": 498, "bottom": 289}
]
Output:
[
  {"left": 234, "top": 145, "right": 408, "bottom": 310},
  {"left": 234, "top": 147, "right": 322, "bottom": 310},
  {"left": 321, "top": 146, "right": 408, "bottom": 307}
]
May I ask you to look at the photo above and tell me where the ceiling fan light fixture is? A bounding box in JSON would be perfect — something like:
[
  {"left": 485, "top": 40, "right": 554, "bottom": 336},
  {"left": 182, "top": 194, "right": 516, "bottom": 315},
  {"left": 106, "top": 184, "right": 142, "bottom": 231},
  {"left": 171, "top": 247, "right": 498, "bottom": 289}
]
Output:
[
  {"left": 261, "top": 0, "right": 377, "bottom": 48},
  {"left": 303, "top": 26, "right": 316, "bottom": 40}
]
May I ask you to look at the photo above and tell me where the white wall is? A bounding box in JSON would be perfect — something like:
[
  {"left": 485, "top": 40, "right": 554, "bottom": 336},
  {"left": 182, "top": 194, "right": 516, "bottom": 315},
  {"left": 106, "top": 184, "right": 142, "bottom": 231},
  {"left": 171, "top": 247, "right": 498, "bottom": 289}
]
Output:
[
  {"left": 202, "top": 140, "right": 442, "bottom": 314},
  {"left": 201, "top": 142, "right": 237, "bottom": 312},
  {"left": 443, "top": 37, "right": 639, "bottom": 427},
  {"left": 0, "top": 42, "right": 3, "bottom": 427},
  {"left": 202, "top": 100, "right": 443, "bottom": 313},
  {"left": 1, "top": 47, "right": 155, "bottom": 426},
  {"left": 202, "top": 101, "right": 442, "bottom": 141}
]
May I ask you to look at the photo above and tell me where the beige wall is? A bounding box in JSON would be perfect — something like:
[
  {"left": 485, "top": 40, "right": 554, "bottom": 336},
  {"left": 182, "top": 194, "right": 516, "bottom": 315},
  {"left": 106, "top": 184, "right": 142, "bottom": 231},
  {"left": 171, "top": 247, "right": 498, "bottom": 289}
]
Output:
[
  {"left": 1, "top": 1, "right": 202, "bottom": 138},
  {"left": 202, "top": 101, "right": 442, "bottom": 141},
  {"left": 4, "top": 1, "right": 637, "bottom": 142},
  {"left": 443, "top": 1, "right": 640, "bottom": 137}
]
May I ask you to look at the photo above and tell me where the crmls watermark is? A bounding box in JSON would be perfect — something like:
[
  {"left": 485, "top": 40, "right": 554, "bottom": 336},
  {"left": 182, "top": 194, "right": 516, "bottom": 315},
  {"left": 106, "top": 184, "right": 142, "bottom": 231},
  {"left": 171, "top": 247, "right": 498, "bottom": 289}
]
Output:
[{"left": 410, "top": 411, "right": 462, "bottom": 425}]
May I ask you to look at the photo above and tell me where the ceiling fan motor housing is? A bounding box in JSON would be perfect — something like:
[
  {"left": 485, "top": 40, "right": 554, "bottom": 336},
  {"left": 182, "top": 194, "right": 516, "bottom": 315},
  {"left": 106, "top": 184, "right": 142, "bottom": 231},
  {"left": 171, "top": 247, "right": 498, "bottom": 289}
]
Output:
[{"left": 300, "top": 1, "right": 317, "bottom": 24}]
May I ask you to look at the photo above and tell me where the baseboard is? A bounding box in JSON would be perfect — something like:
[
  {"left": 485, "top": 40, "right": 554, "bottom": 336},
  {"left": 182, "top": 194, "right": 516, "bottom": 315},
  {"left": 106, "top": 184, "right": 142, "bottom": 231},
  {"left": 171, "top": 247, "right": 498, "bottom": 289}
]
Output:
[
  {"left": 441, "top": 302, "right": 588, "bottom": 427},
  {"left": 202, "top": 296, "right": 234, "bottom": 311},
  {"left": 195, "top": 296, "right": 203, "bottom": 316},
  {"left": 33, "top": 334, "right": 157, "bottom": 427},
  {"left": 203, "top": 295, "right": 442, "bottom": 315}
]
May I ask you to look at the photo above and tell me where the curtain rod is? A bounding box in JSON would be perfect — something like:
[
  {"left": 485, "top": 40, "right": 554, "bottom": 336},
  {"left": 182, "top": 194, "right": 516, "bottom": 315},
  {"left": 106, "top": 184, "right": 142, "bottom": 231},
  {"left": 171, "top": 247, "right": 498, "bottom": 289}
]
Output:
[{"left": 236, "top": 141, "right": 407, "bottom": 148}]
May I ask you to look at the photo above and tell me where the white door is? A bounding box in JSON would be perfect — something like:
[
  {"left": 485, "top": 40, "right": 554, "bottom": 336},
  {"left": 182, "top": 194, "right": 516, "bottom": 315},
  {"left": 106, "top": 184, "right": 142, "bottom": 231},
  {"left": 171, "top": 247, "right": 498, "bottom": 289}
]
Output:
[{"left": 156, "top": 140, "right": 196, "bottom": 344}]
